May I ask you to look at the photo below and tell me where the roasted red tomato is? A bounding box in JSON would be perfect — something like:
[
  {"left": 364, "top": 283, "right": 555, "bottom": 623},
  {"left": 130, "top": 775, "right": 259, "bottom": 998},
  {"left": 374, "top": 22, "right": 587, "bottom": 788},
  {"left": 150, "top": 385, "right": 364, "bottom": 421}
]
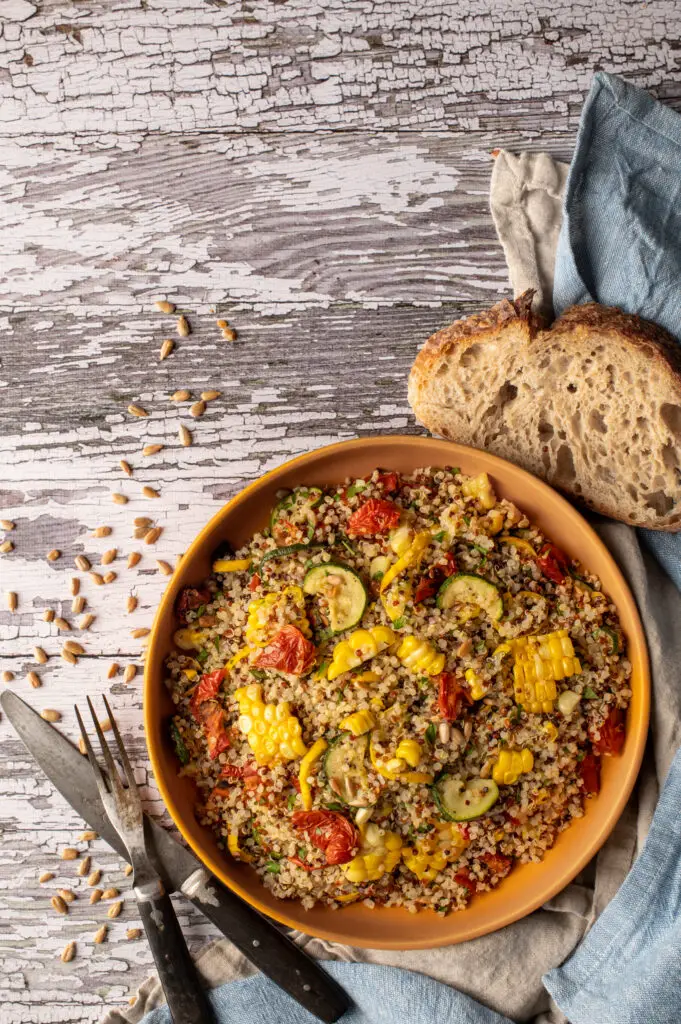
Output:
[
  {"left": 414, "top": 552, "right": 458, "bottom": 603},
  {"left": 253, "top": 625, "right": 316, "bottom": 676},
  {"left": 347, "top": 498, "right": 401, "bottom": 537},
  {"left": 291, "top": 810, "right": 360, "bottom": 866},
  {"left": 537, "top": 543, "right": 571, "bottom": 585},
  {"left": 437, "top": 672, "right": 467, "bottom": 722},
  {"left": 248, "top": 573, "right": 261, "bottom": 592},
  {"left": 175, "top": 585, "right": 211, "bottom": 625},
  {"left": 376, "top": 471, "right": 400, "bottom": 494},
  {"left": 288, "top": 855, "right": 321, "bottom": 872},
  {"left": 197, "top": 701, "right": 230, "bottom": 760},
  {"left": 591, "top": 707, "right": 626, "bottom": 756},
  {"left": 453, "top": 868, "right": 476, "bottom": 894},
  {"left": 580, "top": 751, "right": 601, "bottom": 795},
  {"left": 190, "top": 669, "right": 225, "bottom": 717},
  {"left": 220, "top": 764, "right": 245, "bottom": 780},
  {"left": 481, "top": 853, "right": 512, "bottom": 877}
]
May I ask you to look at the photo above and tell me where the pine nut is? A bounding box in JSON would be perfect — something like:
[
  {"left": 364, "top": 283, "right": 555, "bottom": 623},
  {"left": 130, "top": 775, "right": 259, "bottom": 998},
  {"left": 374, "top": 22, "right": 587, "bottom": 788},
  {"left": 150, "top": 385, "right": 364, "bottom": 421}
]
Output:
[
  {"left": 176, "top": 315, "right": 190, "bottom": 337},
  {"left": 143, "top": 444, "right": 163, "bottom": 456},
  {"left": 215, "top": 319, "right": 228, "bottom": 329},
  {"left": 89, "top": 888, "right": 103, "bottom": 904},
  {"left": 77, "top": 856, "right": 91, "bottom": 877},
  {"left": 79, "top": 613, "right": 95, "bottom": 630},
  {"left": 107, "top": 662, "right": 119, "bottom": 679},
  {"left": 480, "top": 758, "right": 493, "bottom": 779},
  {"left": 222, "top": 327, "right": 237, "bottom": 342},
  {"left": 34, "top": 646, "right": 48, "bottom": 664},
  {"left": 61, "top": 941, "right": 76, "bottom": 962},
  {"left": 70, "top": 577, "right": 80, "bottom": 595},
  {"left": 28, "top": 671, "right": 41, "bottom": 688},
  {"left": 131, "top": 628, "right": 149, "bottom": 639},
  {"left": 58, "top": 888, "right": 76, "bottom": 903},
  {"left": 0, "top": 540, "right": 14, "bottom": 553},
  {"left": 99, "top": 718, "right": 112, "bottom": 733},
  {"left": 178, "top": 424, "right": 192, "bottom": 447},
  {"left": 127, "top": 552, "right": 141, "bottom": 568},
  {"left": 126, "top": 595, "right": 138, "bottom": 614},
  {"left": 103, "top": 571, "right": 117, "bottom": 584},
  {"left": 61, "top": 848, "right": 78, "bottom": 861},
  {"left": 190, "top": 400, "right": 206, "bottom": 418},
  {"left": 93, "top": 925, "right": 108, "bottom": 944},
  {"left": 2, "top": 670, "right": 14, "bottom": 682},
  {"left": 127, "top": 404, "right": 149, "bottom": 418},
  {"left": 74, "top": 555, "right": 90, "bottom": 572},
  {"left": 43, "top": 609, "right": 55, "bottom": 622},
  {"left": 171, "top": 389, "right": 191, "bottom": 402},
  {"left": 107, "top": 901, "right": 123, "bottom": 919},
  {"left": 89, "top": 572, "right": 104, "bottom": 586},
  {"left": 0, "top": 520, "right": 15, "bottom": 530},
  {"left": 88, "top": 870, "right": 102, "bottom": 887},
  {"left": 142, "top": 486, "right": 160, "bottom": 499},
  {"left": 39, "top": 871, "right": 54, "bottom": 883},
  {"left": 92, "top": 526, "right": 112, "bottom": 538},
  {"left": 438, "top": 722, "right": 450, "bottom": 744},
  {"left": 201, "top": 390, "right": 220, "bottom": 401},
  {"left": 51, "top": 895, "right": 68, "bottom": 915},
  {"left": 78, "top": 737, "right": 87, "bottom": 755},
  {"left": 134, "top": 517, "right": 153, "bottom": 528},
  {"left": 119, "top": 460, "right": 133, "bottom": 477},
  {"left": 72, "top": 596, "right": 85, "bottom": 614},
  {"left": 123, "top": 665, "right": 137, "bottom": 684},
  {"left": 79, "top": 831, "right": 98, "bottom": 841},
  {"left": 61, "top": 649, "right": 77, "bottom": 665},
  {"left": 124, "top": 864, "right": 133, "bottom": 877},
  {"left": 47, "top": 549, "right": 61, "bottom": 562},
  {"left": 7, "top": 592, "right": 17, "bottom": 612},
  {"left": 144, "top": 527, "right": 162, "bottom": 545},
  {"left": 102, "top": 887, "right": 119, "bottom": 900},
  {"left": 463, "top": 720, "right": 473, "bottom": 741},
  {"left": 40, "top": 709, "right": 61, "bottom": 722},
  {"left": 126, "top": 928, "right": 141, "bottom": 940},
  {"left": 157, "top": 560, "right": 173, "bottom": 576},
  {"left": 63, "top": 640, "right": 84, "bottom": 656},
  {"left": 55, "top": 617, "right": 71, "bottom": 630},
  {"left": 154, "top": 299, "right": 175, "bottom": 314},
  {"left": 159, "top": 339, "right": 174, "bottom": 361},
  {"left": 101, "top": 548, "right": 117, "bottom": 565},
  {"left": 112, "top": 493, "right": 128, "bottom": 505}
]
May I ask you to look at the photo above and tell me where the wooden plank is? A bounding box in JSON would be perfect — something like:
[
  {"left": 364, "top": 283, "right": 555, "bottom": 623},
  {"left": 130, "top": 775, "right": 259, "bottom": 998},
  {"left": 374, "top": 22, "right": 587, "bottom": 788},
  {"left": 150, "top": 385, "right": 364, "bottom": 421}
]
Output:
[{"left": 0, "top": 0, "right": 679, "bottom": 136}]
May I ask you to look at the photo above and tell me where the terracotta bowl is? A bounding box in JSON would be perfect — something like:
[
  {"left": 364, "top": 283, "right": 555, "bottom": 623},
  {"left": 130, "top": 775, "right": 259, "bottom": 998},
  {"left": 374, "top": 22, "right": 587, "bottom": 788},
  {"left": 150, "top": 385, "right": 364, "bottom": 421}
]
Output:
[{"left": 144, "top": 436, "right": 649, "bottom": 949}]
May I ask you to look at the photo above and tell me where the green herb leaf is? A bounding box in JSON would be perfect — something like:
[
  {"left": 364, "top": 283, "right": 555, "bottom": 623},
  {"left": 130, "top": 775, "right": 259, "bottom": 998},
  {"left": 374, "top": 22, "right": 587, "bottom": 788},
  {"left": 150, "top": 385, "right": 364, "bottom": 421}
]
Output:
[
  {"left": 324, "top": 802, "right": 345, "bottom": 812},
  {"left": 250, "top": 668, "right": 267, "bottom": 681},
  {"left": 463, "top": 515, "right": 471, "bottom": 526},
  {"left": 339, "top": 537, "right": 356, "bottom": 555},
  {"left": 346, "top": 481, "right": 367, "bottom": 498},
  {"left": 169, "top": 719, "right": 189, "bottom": 766},
  {"left": 287, "top": 791, "right": 297, "bottom": 810},
  {"left": 393, "top": 616, "right": 405, "bottom": 629},
  {"left": 425, "top": 723, "right": 437, "bottom": 744},
  {"left": 196, "top": 649, "right": 209, "bottom": 665},
  {"left": 432, "top": 530, "right": 446, "bottom": 542},
  {"left": 195, "top": 604, "right": 206, "bottom": 618},
  {"left": 583, "top": 686, "right": 598, "bottom": 699},
  {"left": 213, "top": 636, "right": 221, "bottom": 651},
  {"left": 371, "top": 571, "right": 384, "bottom": 581},
  {"left": 265, "top": 860, "right": 281, "bottom": 874},
  {"left": 297, "top": 846, "right": 307, "bottom": 859}
]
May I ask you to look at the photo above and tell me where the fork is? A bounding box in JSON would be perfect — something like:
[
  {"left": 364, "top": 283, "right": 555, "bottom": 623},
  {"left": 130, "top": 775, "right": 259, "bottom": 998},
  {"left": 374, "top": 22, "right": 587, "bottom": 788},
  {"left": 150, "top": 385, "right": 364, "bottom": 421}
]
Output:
[{"left": 76, "top": 695, "right": 214, "bottom": 1024}]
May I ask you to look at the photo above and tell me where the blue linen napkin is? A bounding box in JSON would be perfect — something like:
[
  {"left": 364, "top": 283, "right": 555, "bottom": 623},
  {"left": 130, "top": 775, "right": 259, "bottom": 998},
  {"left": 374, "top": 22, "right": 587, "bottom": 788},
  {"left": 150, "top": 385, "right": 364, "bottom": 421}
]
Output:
[
  {"left": 554, "top": 71, "right": 681, "bottom": 590},
  {"left": 138, "top": 73, "right": 681, "bottom": 1024}
]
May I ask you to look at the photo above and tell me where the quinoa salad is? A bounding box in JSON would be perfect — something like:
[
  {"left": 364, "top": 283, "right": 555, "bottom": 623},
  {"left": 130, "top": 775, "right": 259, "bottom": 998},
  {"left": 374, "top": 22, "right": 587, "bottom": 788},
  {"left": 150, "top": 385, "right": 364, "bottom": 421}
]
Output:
[{"left": 165, "top": 467, "right": 631, "bottom": 915}]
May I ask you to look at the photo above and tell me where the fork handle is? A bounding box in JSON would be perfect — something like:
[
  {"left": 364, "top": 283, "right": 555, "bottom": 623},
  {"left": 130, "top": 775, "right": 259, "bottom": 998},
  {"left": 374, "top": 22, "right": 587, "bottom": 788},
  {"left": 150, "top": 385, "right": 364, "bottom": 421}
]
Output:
[{"left": 136, "top": 879, "right": 214, "bottom": 1024}]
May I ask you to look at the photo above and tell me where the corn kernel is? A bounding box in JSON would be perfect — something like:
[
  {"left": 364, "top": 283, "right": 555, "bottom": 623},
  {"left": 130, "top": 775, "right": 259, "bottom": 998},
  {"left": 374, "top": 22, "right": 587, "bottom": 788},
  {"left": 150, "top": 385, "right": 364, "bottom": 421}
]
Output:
[
  {"left": 395, "top": 738, "right": 422, "bottom": 768},
  {"left": 234, "top": 684, "right": 307, "bottom": 765},
  {"left": 342, "top": 824, "right": 403, "bottom": 883},
  {"left": 492, "top": 748, "right": 534, "bottom": 786}
]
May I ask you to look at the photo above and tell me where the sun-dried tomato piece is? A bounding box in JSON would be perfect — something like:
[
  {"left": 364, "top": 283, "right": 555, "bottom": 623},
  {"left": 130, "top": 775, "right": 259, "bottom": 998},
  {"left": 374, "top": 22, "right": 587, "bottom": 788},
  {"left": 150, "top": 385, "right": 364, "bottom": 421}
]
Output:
[
  {"left": 453, "top": 868, "right": 476, "bottom": 894},
  {"left": 537, "top": 543, "right": 571, "bottom": 585},
  {"left": 414, "top": 552, "right": 458, "bottom": 603},
  {"left": 291, "top": 810, "right": 360, "bottom": 866},
  {"left": 347, "top": 498, "right": 401, "bottom": 537},
  {"left": 248, "top": 574, "right": 261, "bottom": 592},
  {"left": 175, "top": 585, "right": 211, "bottom": 625},
  {"left": 254, "top": 625, "right": 316, "bottom": 676},
  {"left": 190, "top": 669, "right": 224, "bottom": 718},
  {"left": 376, "top": 471, "right": 400, "bottom": 494},
  {"left": 437, "top": 672, "right": 468, "bottom": 722},
  {"left": 580, "top": 751, "right": 601, "bottom": 795},
  {"left": 591, "top": 707, "right": 626, "bottom": 756},
  {"left": 288, "top": 855, "right": 322, "bottom": 872},
  {"left": 481, "top": 853, "right": 512, "bottom": 877},
  {"left": 197, "top": 701, "right": 230, "bottom": 760}
]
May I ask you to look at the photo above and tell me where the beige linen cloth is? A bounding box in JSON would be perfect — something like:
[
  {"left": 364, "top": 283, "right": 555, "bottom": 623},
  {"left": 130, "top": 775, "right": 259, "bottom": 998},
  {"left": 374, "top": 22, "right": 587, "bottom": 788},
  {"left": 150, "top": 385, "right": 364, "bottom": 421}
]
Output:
[{"left": 104, "top": 152, "right": 681, "bottom": 1024}]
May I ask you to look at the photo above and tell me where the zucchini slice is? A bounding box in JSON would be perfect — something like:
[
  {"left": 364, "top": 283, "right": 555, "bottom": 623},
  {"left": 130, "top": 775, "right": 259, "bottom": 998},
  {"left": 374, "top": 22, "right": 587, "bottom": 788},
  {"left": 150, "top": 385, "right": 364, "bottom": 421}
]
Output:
[
  {"left": 433, "top": 774, "right": 499, "bottom": 822},
  {"left": 270, "top": 487, "right": 322, "bottom": 546},
  {"left": 437, "top": 573, "right": 503, "bottom": 622},
  {"left": 323, "top": 733, "right": 373, "bottom": 807},
  {"left": 303, "top": 563, "right": 367, "bottom": 633}
]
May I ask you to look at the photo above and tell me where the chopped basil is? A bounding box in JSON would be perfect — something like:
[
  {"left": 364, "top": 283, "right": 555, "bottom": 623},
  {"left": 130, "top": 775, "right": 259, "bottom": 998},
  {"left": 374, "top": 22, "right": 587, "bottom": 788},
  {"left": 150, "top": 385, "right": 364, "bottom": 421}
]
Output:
[
  {"left": 371, "top": 571, "right": 384, "bottom": 581},
  {"left": 339, "top": 536, "right": 356, "bottom": 555},
  {"left": 249, "top": 668, "right": 267, "bottom": 681},
  {"left": 169, "top": 719, "right": 189, "bottom": 766},
  {"left": 463, "top": 515, "right": 471, "bottom": 526},
  {"left": 425, "top": 723, "right": 437, "bottom": 745},
  {"left": 432, "top": 530, "right": 446, "bottom": 542},
  {"left": 265, "top": 860, "right": 281, "bottom": 874},
  {"left": 287, "top": 791, "right": 297, "bottom": 810},
  {"left": 196, "top": 649, "right": 209, "bottom": 665},
  {"left": 297, "top": 846, "right": 307, "bottom": 859},
  {"left": 195, "top": 604, "right": 206, "bottom": 618},
  {"left": 213, "top": 636, "right": 221, "bottom": 651},
  {"left": 324, "top": 802, "right": 345, "bottom": 812},
  {"left": 346, "top": 481, "right": 367, "bottom": 498},
  {"left": 393, "top": 616, "right": 405, "bottom": 629},
  {"left": 583, "top": 686, "right": 598, "bottom": 699}
]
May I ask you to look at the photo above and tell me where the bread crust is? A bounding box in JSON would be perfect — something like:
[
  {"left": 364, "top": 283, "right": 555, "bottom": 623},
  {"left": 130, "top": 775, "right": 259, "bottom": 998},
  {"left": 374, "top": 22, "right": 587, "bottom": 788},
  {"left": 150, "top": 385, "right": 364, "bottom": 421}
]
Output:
[{"left": 408, "top": 294, "right": 681, "bottom": 531}]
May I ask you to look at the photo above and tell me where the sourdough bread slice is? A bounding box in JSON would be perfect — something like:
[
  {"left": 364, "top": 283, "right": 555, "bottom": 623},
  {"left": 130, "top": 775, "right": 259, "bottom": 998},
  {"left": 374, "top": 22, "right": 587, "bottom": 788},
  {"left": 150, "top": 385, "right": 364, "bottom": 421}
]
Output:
[{"left": 408, "top": 290, "right": 681, "bottom": 531}]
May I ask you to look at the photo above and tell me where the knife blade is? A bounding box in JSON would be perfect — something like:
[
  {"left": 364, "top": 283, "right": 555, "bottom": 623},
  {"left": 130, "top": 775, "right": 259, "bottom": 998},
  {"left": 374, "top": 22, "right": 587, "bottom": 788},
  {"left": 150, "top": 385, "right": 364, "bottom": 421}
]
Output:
[{"left": 1, "top": 691, "right": 350, "bottom": 1024}]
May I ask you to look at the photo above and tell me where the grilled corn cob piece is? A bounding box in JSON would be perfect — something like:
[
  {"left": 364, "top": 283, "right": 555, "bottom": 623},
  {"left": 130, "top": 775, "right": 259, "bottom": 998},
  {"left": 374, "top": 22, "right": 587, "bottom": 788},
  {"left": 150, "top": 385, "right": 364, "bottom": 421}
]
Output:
[
  {"left": 339, "top": 709, "right": 377, "bottom": 737},
  {"left": 465, "top": 668, "right": 487, "bottom": 700},
  {"left": 327, "top": 626, "right": 396, "bottom": 681},
  {"left": 397, "top": 635, "right": 445, "bottom": 676},
  {"left": 234, "top": 683, "right": 307, "bottom": 765},
  {"left": 342, "top": 824, "right": 403, "bottom": 883},
  {"left": 492, "top": 748, "right": 534, "bottom": 786},
  {"left": 394, "top": 738, "right": 422, "bottom": 768},
  {"left": 512, "top": 629, "right": 581, "bottom": 713},
  {"left": 403, "top": 822, "right": 468, "bottom": 881}
]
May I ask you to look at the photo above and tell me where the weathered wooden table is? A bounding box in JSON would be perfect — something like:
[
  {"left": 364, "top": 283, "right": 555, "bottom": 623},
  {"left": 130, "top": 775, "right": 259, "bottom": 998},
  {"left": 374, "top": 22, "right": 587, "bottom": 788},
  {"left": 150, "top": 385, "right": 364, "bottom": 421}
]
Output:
[{"left": 1, "top": 2, "right": 679, "bottom": 1019}]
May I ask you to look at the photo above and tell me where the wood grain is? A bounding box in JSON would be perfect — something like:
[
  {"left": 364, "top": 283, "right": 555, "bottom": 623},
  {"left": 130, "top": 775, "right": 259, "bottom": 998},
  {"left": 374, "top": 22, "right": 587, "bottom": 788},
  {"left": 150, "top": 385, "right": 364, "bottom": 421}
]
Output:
[{"left": 1, "top": 0, "right": 680, "bottom": 1019}]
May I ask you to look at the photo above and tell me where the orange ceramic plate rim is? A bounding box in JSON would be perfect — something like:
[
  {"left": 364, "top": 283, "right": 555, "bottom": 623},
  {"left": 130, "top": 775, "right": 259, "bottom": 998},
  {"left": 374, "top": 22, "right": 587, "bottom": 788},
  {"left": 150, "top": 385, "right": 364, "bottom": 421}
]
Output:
[{"left": 144, "top": 435, "right": 649, "bottom": 949}]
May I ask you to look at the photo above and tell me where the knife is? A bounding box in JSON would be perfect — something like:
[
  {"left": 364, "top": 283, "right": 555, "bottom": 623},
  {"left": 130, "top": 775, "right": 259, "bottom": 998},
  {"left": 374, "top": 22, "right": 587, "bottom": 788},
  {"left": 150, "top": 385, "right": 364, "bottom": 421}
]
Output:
[{"left": 1, "top": 691, "right": 350, "bottom": 1024}]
